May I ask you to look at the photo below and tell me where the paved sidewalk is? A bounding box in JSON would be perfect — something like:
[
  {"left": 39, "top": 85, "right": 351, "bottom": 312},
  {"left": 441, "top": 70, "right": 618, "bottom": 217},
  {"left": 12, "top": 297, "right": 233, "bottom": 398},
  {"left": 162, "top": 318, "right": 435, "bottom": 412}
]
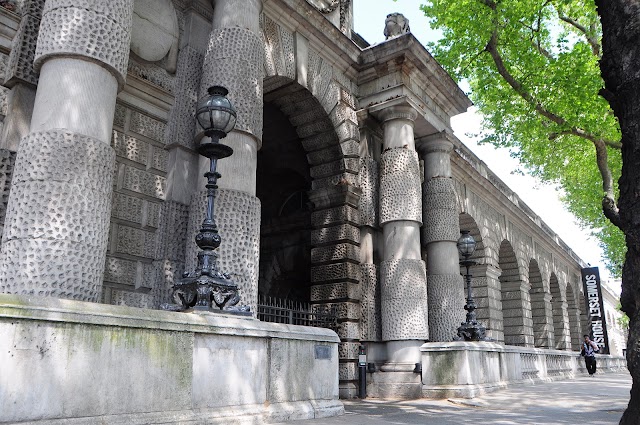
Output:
[{"left": 277, "top": 373, "right": 632, "bottom": 425}]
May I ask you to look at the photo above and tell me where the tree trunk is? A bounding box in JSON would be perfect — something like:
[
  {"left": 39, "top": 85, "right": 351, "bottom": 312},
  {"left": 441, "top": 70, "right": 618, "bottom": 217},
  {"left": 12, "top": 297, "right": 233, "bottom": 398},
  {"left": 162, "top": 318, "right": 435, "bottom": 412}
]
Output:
[{"left": 596, "top": 1, "right": 640, "bottom": 423}]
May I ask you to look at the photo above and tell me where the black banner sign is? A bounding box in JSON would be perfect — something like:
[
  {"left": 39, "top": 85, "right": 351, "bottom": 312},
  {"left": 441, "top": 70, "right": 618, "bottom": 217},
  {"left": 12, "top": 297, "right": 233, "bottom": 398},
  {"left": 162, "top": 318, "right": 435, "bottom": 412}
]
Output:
[{"left": 581, "top": 267, "right": 610, "bottom": 354}]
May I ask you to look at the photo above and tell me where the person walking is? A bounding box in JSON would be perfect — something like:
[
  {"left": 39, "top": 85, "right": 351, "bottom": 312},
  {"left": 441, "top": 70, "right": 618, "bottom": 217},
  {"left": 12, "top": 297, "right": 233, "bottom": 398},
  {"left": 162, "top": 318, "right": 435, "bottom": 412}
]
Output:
[{"left": 581, "top": 335, "right": 600, "bottom": 376}]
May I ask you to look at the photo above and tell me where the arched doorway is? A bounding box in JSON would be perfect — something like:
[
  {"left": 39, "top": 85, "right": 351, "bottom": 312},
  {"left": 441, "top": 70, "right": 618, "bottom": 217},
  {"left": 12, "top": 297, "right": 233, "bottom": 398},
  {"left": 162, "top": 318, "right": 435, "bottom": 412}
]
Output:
[
  {"left": 566, "top": 281, "right": 582, "bottom": 350},
  {"left": 550, "top": 273, "right": 569, "bottom": 349},
  {"left": 498, "top": 240, "right": 532, "bottom": 346},
  {"left": 257, "top": 100, "right": 312, "bottom": 302},
  {"left": 458, "top": 213, "right": 503, "bottom": 341},
  {"left": 529, "top": 260, "right": 553, "bottom": 348}
]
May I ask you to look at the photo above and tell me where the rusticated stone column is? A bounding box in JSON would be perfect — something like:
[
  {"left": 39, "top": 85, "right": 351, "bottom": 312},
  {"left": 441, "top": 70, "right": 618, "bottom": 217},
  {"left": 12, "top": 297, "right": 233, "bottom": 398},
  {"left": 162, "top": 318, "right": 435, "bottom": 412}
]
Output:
[
  {"left": 186, "top": 0, "right": 263, "bottom": 311},
  {"left": 378, "top": 106, "right": 429, "bottom": 355},
  {"left": 417, "top": 132, "right": 465, "bottom": 342},
  {"left": 0, "top": 0, "right": 134, "bottom": 301},
  {"left": 359, "top": 156, "right": 381, "bottom": 342}
]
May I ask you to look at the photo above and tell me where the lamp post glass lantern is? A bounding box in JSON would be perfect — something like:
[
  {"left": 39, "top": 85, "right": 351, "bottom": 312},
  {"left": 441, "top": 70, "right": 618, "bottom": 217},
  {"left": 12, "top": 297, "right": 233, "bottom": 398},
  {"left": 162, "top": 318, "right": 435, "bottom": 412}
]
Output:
[
  {"left": 163, "top": 86, "right": 249, "bottom": 315},
  {"left": 455, "top": 230, "right": 487, "bottom": 341}
]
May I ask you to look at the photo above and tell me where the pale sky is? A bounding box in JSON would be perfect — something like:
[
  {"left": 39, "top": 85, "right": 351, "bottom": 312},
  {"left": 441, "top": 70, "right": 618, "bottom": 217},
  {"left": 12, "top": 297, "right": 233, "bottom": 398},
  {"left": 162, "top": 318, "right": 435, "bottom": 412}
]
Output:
[{"left": 352, "top": 0, "right": 611, "bottom": 282}]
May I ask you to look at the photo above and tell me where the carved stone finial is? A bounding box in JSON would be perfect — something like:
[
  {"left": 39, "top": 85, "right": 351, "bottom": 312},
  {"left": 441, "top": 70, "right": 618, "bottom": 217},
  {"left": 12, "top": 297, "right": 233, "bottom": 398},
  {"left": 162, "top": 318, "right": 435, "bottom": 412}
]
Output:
[{"left": 384, "top": 13, "right": 410, "bottom": 39}]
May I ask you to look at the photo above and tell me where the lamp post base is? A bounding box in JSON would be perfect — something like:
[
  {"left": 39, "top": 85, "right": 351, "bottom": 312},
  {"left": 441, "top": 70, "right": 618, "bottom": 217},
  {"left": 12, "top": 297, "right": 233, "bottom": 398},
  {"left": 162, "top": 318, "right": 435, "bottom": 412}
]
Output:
[
  {"left": 454, "top": 321, "right": 488, "bottom": 341},
  {"left": 161, "top": 251, "right": 251, "bottom": 315}
]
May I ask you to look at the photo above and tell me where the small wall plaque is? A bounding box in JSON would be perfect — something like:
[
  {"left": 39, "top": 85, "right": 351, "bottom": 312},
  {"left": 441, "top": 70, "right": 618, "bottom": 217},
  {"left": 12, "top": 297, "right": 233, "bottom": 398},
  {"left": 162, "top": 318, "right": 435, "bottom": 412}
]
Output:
[{"left": 315, "top": 345, "right": 331, "bottom": 360}]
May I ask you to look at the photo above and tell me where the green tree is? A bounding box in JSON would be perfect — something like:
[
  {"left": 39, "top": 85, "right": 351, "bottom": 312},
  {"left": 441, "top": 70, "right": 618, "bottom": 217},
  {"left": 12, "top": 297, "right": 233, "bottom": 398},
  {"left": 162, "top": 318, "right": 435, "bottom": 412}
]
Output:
[
  {"left": 419, "top": 0, "right": 640, "bottom": 421},
  {"left": 421, "top": 0, "right": 625, "bottom": 275},
  {"left": 597, "top": 2, "right": 640, "bottom": 422},
  {"left": 617, "top": 303, "right": 630, "bottom": 331}
]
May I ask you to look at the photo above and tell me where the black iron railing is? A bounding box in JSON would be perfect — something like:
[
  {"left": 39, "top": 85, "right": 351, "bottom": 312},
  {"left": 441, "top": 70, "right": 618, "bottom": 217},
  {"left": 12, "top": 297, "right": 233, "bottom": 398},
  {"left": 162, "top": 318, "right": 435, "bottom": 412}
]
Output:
[{"left": 257, "top": 295, "right": 338, "bottom": 330}]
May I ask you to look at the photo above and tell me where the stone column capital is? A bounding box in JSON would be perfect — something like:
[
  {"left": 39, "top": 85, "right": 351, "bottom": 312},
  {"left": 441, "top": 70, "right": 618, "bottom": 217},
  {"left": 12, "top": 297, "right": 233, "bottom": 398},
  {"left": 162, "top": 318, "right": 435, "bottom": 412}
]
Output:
[
  {"left": 416, "top": 131, "right": 455, "bottom": 156},
  {"left": 378, "top": 105, "right": 419, "bottom": 124}
]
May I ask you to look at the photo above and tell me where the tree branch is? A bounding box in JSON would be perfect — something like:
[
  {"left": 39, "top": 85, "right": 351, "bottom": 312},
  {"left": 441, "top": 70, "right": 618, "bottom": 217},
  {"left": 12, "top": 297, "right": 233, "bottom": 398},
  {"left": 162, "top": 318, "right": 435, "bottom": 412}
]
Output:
[
  {"left": 485, "top": 30, "right": 621, "bottom": 149},
  {"left": 594, "top": 139, "right": 624, "bottom": 230},
  {"left": 558, "top": 15, "right": 601, "bottom": 57},
  {"left": 516, "top": 20, "right": 555, "bottom": 59}
]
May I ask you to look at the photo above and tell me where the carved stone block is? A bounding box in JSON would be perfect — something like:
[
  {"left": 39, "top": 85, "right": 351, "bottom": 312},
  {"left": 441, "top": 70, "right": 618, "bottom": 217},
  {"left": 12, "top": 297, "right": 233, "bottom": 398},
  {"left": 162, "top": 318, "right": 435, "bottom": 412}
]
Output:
[
  {"left": 379, "top": 148, "right": 421, "bottom": 225},
  {"left": 311, "top": 223, "right": 359, "bottom": 245},
  {"left": 311, "top": 262, "right": 361, "bottom": 284},
  {"left": 35, "top": 1, "right": 134, "bottom": 85},
  {"left": 358, "top": 157, "right": 378, "bottom": 228},
  {"left": 311, "top": 205, "right": 359, "bottom": 227},
  {"left": 0, "top": 149, "right": 16, "bottom": 240},
  {"left": 311, "top": 242, "right": 359, "bottom": 264},
  {"left": 360, "top": 263, "right": 381, "bottom": 341},
  {"left": 201, "top": 28, "right": 263, "bottom": 139},
  {"left": 111, "top": 130, "right": 150, "bottom": 166},
  {"left": 122, "top": 166, "right": 167, "bottom": 200},
  {"left": 380, "top": 259, "right": 428, "bottom": 341},
  {"left": 427, "top": 273, "right": 465, "bottom": 342},
  {"left": 114, "top": 225, "right": 157, "bottom": 259},
  {"left": 111, "top": 192, "right": 144, "bottom": 225},
  {"left": 5, "top": 14, "right": 40, "bottom": 86},
  {"left": 129, "top": 110, "right": 167, "bottom": 143},
  {"left": 310, "top": 282, "right": 361, "bottom": 301},
  {"left": 165, "top": 46, "right": 204, "bottom": 149}
]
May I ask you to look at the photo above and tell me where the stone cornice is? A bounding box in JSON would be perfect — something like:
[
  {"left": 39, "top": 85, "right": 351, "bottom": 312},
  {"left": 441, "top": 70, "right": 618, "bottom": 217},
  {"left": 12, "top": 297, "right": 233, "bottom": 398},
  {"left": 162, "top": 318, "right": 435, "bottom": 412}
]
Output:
[
  {"left": 0, "top": 6, "right": 19, "bottom": 56},
  {"left": 118, "top": 73, "right": 175, "bottom": 122},
  {"left": 450, "top": 142, "right": 587, "bottom": 272},
  {"left": 357, "top": 33, "right": 471, "bottom": 118}
]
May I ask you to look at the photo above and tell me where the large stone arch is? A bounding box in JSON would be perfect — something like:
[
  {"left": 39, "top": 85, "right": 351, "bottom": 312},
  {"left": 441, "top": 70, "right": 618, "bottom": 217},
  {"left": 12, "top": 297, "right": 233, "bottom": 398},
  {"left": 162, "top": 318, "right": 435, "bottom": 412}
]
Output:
[
  {"left": 499, "top": 239, "right": 532, "bottom": 346},
  {"left": 261, "top": 11, "right": 362, "bottom": 393},
  {"left": 550, "top": 273, "right": 571, "bottom": 350},
  {"left": 529, "top": 259, "right": 554, "bottom": 348},
  {"left": 459, "top": 212, "right": 504, "bottom": 342}
]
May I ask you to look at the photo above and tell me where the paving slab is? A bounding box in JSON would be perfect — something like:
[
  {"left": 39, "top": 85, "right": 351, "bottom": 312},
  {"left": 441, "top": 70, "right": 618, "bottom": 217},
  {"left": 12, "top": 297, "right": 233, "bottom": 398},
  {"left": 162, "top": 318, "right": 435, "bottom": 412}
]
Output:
[{"left": 275, "top": 373, "right": 632, "bottom": 425}]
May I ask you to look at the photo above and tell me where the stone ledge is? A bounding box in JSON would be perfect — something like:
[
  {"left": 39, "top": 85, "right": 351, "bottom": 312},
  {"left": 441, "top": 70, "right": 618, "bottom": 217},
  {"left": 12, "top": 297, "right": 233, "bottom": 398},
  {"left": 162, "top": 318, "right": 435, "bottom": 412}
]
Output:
[
  {"left": 5, "top": 399, "right": 344, "bottom": 425},
  {"left": 0, "top": 294, "right": 339, "bottom": 343},
  {"left": 420, "top": 341, "right": 626, "bottom": 399}
]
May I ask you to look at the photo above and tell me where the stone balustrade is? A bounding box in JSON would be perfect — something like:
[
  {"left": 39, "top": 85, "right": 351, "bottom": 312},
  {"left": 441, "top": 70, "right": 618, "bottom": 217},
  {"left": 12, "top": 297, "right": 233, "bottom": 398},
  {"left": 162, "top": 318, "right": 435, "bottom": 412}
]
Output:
[{"left": 420, "top": 341, "right": 626, "bottom": 398}]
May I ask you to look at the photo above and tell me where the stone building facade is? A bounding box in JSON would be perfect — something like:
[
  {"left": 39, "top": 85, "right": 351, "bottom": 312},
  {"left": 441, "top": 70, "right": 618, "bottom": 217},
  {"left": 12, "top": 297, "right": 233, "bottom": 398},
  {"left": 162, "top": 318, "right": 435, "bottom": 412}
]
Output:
[{"left": 0, "top": 0, "right": 604, "bottom": 399}]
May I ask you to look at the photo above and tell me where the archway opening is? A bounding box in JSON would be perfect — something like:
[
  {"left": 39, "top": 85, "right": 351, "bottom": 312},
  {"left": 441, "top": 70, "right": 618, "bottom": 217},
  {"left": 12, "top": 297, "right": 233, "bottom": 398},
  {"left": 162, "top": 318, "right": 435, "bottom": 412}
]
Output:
[
  {"left": 498, "top": 240, "right": 530, "bottom": 346},
  {"left": 257, "top": 98, "right": 312, "bottom": 303},
  {"left": 458, "top": 213, "right": 503, "bottom": 341},
  {"left": 529, "top": 260, "right": 553, "bottom": 348},
  {"left": 565, "top": 281, "right": 582, "bottom": 350},
  {"left": 550, "top": 273, "right": 568, "bottom": 349}
]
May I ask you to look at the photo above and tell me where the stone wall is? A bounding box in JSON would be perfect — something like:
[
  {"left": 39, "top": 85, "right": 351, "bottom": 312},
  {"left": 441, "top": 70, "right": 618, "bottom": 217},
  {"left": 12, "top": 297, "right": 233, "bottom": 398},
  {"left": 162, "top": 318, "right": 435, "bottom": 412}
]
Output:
[
  {"left": 0, "top": 149, "right": 15, "bottom": 240},
  {"left": 419, "top": 341, "right": 627, "bottom": 399},
  {"left": 0, "top": 293, "right": 343, "bottom": 424},
  {"left": 103, "top": 102, "right": 170, "bottom": 308}
]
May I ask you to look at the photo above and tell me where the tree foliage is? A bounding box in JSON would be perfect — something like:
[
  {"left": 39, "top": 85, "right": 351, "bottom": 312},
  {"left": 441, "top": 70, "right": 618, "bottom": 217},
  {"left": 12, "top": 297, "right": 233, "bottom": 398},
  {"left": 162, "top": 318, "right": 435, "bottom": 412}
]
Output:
[{"left": 420, "top": 0, "right": 625, "bottom": 275}]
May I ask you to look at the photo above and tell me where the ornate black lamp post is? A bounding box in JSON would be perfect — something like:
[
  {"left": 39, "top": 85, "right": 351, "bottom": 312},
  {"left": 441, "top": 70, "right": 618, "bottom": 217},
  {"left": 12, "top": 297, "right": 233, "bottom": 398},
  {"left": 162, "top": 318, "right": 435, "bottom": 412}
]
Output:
[
  {"left": 164, "top": 86, "right": 249, "bottom": 315},
  {"left": 456, "top": 230, "right": 487, "bottom": 341}
]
